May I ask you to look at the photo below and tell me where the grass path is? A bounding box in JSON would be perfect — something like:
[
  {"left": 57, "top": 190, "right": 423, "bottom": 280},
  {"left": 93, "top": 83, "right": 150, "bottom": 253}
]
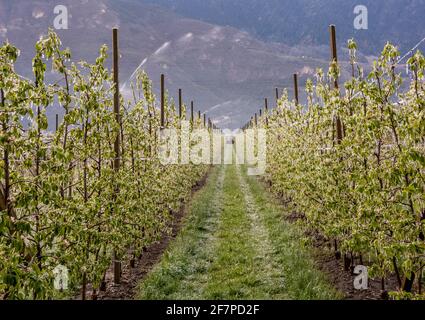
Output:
[{"left": 137, "top": 165, "right": 340, "bottom": 300}]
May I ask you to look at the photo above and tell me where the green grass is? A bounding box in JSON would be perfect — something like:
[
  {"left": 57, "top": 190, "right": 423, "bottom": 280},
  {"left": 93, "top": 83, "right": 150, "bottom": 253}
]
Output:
[
  {"left": 241, "top": 168, "right": 341, "bottom": 300},
  {"left": 136, "top": 165, "right": 225, "bottom": 299},
  {"left": 137, "top": 165, "right": 341, "bottom": 300},
  {"left": 202, "top": 165, "right": 280, "bottom": 299}
]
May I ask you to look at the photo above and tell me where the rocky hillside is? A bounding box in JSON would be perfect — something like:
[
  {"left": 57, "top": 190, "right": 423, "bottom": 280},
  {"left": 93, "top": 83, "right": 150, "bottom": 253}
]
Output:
[
  {"left": 0, "top": 0, "right": 389, "bottom": 128},
  {"left": 142, "top": 0, "right": 425, "bottom": 55}
]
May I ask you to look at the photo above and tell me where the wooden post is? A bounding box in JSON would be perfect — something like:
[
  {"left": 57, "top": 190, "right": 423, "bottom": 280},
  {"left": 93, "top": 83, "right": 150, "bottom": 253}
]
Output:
[
  {"left": 293, "top": 73, "right": 299, "bottom": 105},
  {"left": 178, "top": 89, "right": 183, "bottom": 119},
  {"left": 330, "top": 25, "right": 343, "bottom": 262},
  {"left": 259, "top": 109, "right": 262, "bottom": 117},
  {"left": 275, "top": 88, "right": 280, "bottom": 116},
  {"left": 198, "top": 110, "right": 201, "bottom": 120},
  {"left": 329, "top": 24, "right": 343, "bottom": 144},
  {"left": 161, "top": 74, "right": 165, "bottom": 128},
  {"left": 265, "top": 98, "right": 269, "bottom": 125},
  {"left": 329, "top": 25, "right": 339, "bottom": 90},
  {"left": 112, "top": 27, "right": 121, "bottom": 284},
  {"left": 203, "top": 114, "right": 206, "bottom": 127},
  {"left": 191, "top": 101, "right": 194, "bottom": 123},
  {"left": 55, "top": 114, "right": 59, "bottom": 132},
  {"left": 255, "top": 113, "right": 257, "bottom": 126}
]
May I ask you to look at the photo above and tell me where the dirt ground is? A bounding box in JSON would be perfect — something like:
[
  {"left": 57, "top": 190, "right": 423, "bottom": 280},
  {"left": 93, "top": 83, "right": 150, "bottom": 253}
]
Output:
[
  {"left": 263, "top": 178, "right": 400, "bottom": 300},
  {"left": 75, "top": 170, "right": 210, "bottom": 300},
  {"left": 78, "top": 173, "right": 401, "bottom": 300},
  {"left": 284, "top": 210, "right": 399, "bottom": 300},
  {"left": 304, "top": 226, "right": 399, "bottom": 300}
]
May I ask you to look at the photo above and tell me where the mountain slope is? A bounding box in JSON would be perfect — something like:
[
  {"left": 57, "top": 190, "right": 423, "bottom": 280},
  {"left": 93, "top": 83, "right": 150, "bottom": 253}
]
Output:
[
  {"left": 142, "top": 0, "right": 425, "bottom": 56},
  {"left": 0, "top": 0, "right": 371, "bottom": 128}
]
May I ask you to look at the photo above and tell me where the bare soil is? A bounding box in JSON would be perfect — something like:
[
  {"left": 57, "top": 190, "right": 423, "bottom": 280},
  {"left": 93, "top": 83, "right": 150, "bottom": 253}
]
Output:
[
  {"left": 313, "top": 248, "right": 399, "bottom": 300},
  {"left": 260, "top": 177, "right": 400, "bottom": 300},
  {"left": 78, "top": 174, "right": 401, "bottom": 300},
  {"left": 75, "top": 170, "right": 211, "bottom": 300},
  {"left": 283, "top": 206, "right": 399, "bottom": 300}
]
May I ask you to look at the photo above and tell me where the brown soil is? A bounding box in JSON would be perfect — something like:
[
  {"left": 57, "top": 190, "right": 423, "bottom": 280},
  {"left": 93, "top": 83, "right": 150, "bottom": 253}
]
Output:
[
  {"left": 76, "top": 169, "right": 211, "bottom": 300},
  {"left": 285, "top": 211, "right": 307, "bottom": 223},
  {"left": 289, "top": 213, "right": 400, "bottom": 300},
  {"left": 313, "top": 248, "right": 399, "bottom": 300},
  {"left": 260, "top": 178, "right": 400, "bottom": 300},
  {"left": 76, "top": 172, "right": 402, "bottom": 300}
]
